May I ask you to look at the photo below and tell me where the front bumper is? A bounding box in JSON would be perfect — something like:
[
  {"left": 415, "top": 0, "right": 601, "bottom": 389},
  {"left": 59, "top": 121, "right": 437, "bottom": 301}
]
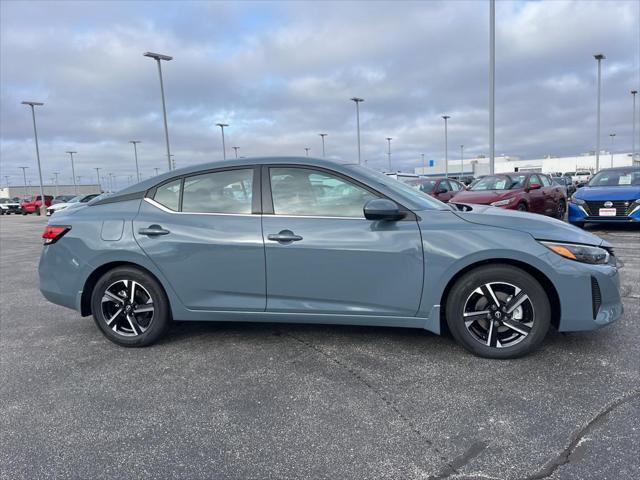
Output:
[{"left": 568, "top": 201, "right": 640, "bottom": 224}]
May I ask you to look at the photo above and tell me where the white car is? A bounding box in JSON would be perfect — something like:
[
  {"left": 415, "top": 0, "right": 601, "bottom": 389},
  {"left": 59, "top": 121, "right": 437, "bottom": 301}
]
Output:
[
  {"left": 46, "top": 194, "right": 100, "bottom": 216},
  {"left": 0, "top": 198, "right": 22, "bottom": 215},
  {"left": 572, "top": 170, "right": 592, "bottom": 187}
]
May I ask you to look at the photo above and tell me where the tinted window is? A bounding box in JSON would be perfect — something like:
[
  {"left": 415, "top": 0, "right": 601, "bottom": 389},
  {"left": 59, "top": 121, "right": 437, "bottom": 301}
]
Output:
[
  {"left": 438, "top": 181, "right": 451, "bottom": 192},
  {"left": 182, "top": 169, "right": 253, "bottom": 214},
  {"left": 539, "top": 175, "right": 552, "bottom": 187},
  {"left": 270, "top": 167, "right": 377, "bottom": 217},
  {"left": 153, "top": 179, "right": 181, "bottom": 211},
  {"left": 449, "top": 180, "right": 462, "bottom": 192},
  {"left": 528, "top": 175, "right": 541, "bottom": 186}
]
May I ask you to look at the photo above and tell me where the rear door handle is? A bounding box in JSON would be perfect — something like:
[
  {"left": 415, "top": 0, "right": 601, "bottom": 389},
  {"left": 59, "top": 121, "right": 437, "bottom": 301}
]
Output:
[
  {"left": 267, "top": 230, "right": 303, "bottom": 243},
  {"left": 139, "top": 225, "right": 170, "bottom": 236}
]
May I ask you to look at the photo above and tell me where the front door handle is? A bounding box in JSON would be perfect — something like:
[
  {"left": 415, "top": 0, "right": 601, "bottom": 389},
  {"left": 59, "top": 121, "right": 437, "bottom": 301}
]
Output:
[
  {"left": 139, "top": 225, "right": 170, "bottom": 236},
  {"left": 267, "top": 230, "right": 303, "bottom": 243}
]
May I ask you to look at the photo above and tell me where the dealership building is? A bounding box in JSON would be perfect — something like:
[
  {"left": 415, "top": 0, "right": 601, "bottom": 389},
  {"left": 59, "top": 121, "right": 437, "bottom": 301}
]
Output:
[{"left": 414, "top": 152, "right": 638, "bottom": 177}]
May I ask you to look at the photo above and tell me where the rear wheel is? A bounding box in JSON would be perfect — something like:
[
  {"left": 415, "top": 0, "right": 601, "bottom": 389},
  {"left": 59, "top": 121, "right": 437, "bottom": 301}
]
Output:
[
  {"left": 91, "top": 266, "right": 170, "bottom": 347},
  {"left": 556, "top": 199, "right": 566, "bottom": 219},
  {"left": 445, "top": 265, "right": 550, "bottom": 359}
]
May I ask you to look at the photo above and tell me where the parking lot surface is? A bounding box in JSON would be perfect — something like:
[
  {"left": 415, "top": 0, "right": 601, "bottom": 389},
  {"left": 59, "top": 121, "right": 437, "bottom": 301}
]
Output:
[{"left": 1, "top": 215, "right": 638, "bottom": 480}]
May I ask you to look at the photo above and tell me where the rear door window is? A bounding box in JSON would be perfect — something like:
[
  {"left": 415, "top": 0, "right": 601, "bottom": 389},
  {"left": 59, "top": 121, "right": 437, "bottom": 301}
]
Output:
[
  {"left": 182, "top": 169, "right": 253, "bottom": 214},
  {"left": 153, "top": 179, "right": 181, "bottom": 211}
]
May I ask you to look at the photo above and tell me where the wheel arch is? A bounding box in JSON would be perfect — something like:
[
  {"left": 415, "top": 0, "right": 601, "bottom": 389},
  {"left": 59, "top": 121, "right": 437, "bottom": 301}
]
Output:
[
  {"left": 80, "top": 261, "right": 170, "bottom": 317},
  {"left": 439, "top": 258, "right": 561, "bottom": 333}
]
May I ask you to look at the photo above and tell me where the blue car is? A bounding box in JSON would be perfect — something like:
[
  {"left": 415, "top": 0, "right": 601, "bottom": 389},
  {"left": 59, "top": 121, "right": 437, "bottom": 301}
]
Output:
[
  {"left": 39, "top": 157, "right": 622, "bottom": 358},
  {"left": 569, "top": 166, "right": 640, "bottom": 227}
]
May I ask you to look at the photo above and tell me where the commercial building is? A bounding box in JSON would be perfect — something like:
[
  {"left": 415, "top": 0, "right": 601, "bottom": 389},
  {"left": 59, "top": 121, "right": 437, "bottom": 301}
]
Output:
[
  {"left": 414, "top": 152, "right": 638, "bottom": 177},
  {"left": 0, "top": 184, "right": 102, "bottom": 199}
]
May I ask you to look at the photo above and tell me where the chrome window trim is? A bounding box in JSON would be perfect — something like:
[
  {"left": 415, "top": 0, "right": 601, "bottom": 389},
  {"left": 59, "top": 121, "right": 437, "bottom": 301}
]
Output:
[{"left": 144, "top": 197, "right": 255, "bottom": 217}]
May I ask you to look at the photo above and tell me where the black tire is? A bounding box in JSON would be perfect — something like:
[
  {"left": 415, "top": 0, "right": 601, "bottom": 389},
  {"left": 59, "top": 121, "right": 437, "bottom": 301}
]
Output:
[
  {"left": 556, "top": 199, "right": 566, "bottom": 219},
  {"left": 91, "top": 266, "right": 170, "bottom": 347},
  {"left": 517, "top": 202, "right": 527, "bottom": 212},
  {"left": 445, "top": 265, "right": 550, "bottom": 359}
]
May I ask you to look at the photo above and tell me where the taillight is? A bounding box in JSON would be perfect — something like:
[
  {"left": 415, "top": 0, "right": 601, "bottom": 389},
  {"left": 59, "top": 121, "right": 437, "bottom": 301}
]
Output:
[{"left": 42, "top": 225, "right": 71, "bottom": 245}]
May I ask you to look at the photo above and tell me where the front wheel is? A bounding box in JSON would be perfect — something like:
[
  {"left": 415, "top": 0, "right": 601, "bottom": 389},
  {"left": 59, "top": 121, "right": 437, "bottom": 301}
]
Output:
[
  {"left": 91, "top": 266, "right": 171, "bottom": 347},
  {"left": 445, "top": 265, "right": 550, "bottom": 359},
  {"left": 517, "top": 202, "right": 527, "bottom": 212},
  {"left": 555, "top": 199, "right": 566, "bottom": 219}
]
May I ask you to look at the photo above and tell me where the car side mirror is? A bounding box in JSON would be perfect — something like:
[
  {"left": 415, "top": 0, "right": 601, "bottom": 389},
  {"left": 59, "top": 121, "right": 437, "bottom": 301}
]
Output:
[
  {"left": 528, "top": 183, "right": 542, "bottom": 190},
  {"left": 363, "top": 198, "right": 405, "bottom": 221}
]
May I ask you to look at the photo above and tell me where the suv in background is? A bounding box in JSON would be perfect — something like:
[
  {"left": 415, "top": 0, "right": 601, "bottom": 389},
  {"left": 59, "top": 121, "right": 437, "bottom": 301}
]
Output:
[
  {"left": 20, "top": 195, "right": 53, "bottom": 214},
  {"left": 566, "top": 170, "right": 592, "bottom": 187},
  {"left": 0, "top": 198, "right": 22, "bottom": 215}
]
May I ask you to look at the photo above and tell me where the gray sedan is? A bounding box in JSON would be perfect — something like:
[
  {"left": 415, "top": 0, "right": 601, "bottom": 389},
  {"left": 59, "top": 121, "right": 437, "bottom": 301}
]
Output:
[{"left": 39, "top": 157, "right": 622, "bottom": 358}]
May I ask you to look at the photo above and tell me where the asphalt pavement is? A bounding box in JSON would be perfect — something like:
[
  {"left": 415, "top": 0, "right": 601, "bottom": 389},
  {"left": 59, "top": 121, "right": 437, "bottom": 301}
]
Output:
[{"left": 1, "top": 214, "right": 638, "bottom": 480}]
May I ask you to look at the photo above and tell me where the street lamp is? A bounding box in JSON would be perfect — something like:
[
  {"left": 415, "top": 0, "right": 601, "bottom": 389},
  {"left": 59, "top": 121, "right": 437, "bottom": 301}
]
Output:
[
  {"left": 19, "top": 166, "right": 29, "bottom": 198},
  {"left": 232, "top": 146, "right": 240, "bottom": 159},
  {"left": 489, "top": 0, "right": 495, "bottom": 175},
  {"left": 421, "top": 153, "right": 425, "bottom": 174},
  {"left": 304, "top": 147, "right": 310, "bottom": 157},
  {"left": 594, "top": 53, "right": 606, "bottom": 172},
  {"left": 216, "top": 123, "right": 229, "bottom": 160},
  {"left": 350, "top": 97, "right": 364, "bottom": 164},
  {"left": 21, "top": 101, "right": 46, "bottom": 215},
  {"left": 129, "top": 141, "right": 141, "bottom": 182},
  {"left": 95, "top": 167, "right": 101, "bottom": 191},
  {"left": 66, "top": 151, "right": 78, "bottom": 195},
  {"left": 632, "top": 90, "right": 638, "bottom": 163},
  {"left": 442, "top": 115, "right": 450, "bottom": 177},
  {"left": 460, "top": 144, "right": 464, "bottom": 178},
  {"left": 143, "top": 51, "right": 173, "bottom": 171},
  {"left": 154, "top": 167, "right": 160, "bottom": 177},
  {"left": 52, "top": 172, "right": 60, "bottom": 197},
  {"left": 609, "top": 133, "right": 616, "bottom": 167},
  {"left": 319, "top": 133, "right": 327, "bottom": 157},
  {"left": 386, "top": 137, "right": 392, "bottom": 171}
]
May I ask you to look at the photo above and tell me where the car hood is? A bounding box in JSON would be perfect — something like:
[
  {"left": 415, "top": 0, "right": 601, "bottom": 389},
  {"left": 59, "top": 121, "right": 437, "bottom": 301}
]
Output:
[
  {"left": 573, "top": 185, "right": 640, "bottom": 201},
  {"left": 452, "top": 189, "right": 517, "bottom": 204},
  {"left": 452, "top": 204, "right": 608, "bottom": 247}
]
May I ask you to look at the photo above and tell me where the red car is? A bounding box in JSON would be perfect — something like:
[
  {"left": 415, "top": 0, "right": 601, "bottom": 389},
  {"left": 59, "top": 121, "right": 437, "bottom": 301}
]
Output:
[
  {"left": 450, "top": 173, "right": 567, "bottom": 218},
  {"left": 21, "top": 195, "right": 53, "bottom": 214},
  {"left": 416, "top": 177, "right": 466, "bottom": 202}
]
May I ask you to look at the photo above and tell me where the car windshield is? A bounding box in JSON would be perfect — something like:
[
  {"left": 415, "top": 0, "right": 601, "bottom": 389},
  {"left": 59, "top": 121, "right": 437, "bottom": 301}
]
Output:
[
  {"left": 470, "top": 174, "right": 526, "bottom": 190},
  {"left": 588, "top": 169, "right": 640, "bottom": 187},
  {"left": 349, "top": 166, "right": 448, "bottom": 210},
  {"left": 418, "top": 180, "right": 438, "bottom": 192}
]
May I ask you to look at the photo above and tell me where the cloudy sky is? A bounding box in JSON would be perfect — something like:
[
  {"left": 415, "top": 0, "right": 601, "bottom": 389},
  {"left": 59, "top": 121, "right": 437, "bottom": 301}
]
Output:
[{"left": 1, "top": 0, "right": 638, "bottom": 188}]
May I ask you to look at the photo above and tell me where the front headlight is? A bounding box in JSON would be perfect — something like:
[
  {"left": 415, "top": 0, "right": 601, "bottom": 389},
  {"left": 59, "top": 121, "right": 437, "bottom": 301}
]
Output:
[
  {"left": 540, "top": 241, "right": 611, "bottom": 265},
  {"left": 571, "top": 197, "right": 586, "bottom": 206},
  {"left": 490, "top": 197, "right": 514, "bottom": 207}
]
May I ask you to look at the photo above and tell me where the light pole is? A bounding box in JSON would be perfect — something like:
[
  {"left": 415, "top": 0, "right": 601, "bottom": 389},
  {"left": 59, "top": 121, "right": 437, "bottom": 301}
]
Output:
[
  {"left": 66, "top": 151, "right": 78, "bottom": 195},
  {"left": 22, "top": 101, "right": 46, "bottom": 214},
  {"left": 52, "top": 172, "right": 60, "bottom": 197},
  {"left": 351, "top": 97, "right": 364, "bottom": 164},
  {"left": 609, "top": 133, "right": 616, "bottom": 167},
  {"left": 95, "top": 167, "right": 101, "bottom": 191},
  {"left": 460, "top": 144, "right": 464, "bottom": 178},
  {"left": 109, "top": 173, "right": 115, "bottom": 192},
  {"left": 19, "top": 167, "right": 29, "bottom": 198},
  {"left": 232, "top": 146, "right": 240, "bottom": 159},
  {"left": 594, "top": 53, "right": 606, "bottom": 173},
  {"left": 386, "top": 137, "right": 392, "bottom": 171},
  {"left": 76, "top": 176, "right": 82, "bottom": 185},
  {"left": 129, "top": 141, "right": 141, "bottom": 182},
  {"left": 632, "top": 90, "right": 638, "bottom": 163},
  {"left": 4, "top": 176, "right": 9, "bottom": 188},
  {"left": 304, "top": 147, "right": 310, "bottom": 157},
  {"left": 154, "top": 167, "right": 160, "bottom": 177},
  {"left": 216, "top": 123, "right": 228, "bottom": 160},
  {"left": 489, "top": 0, "right": 495, "bottom": 175},
  {"left": 144, "top": 51, "right": 173, "bottom": 171},
  {"left": 442, "top": 115, "right": 450, "bottom": 177},
  {"left": 421, "top": 153, "right": 425, "bottom": 174},
  {"left": 170, "top": 154, "right": 176, "bottom": 170},
  {"left": 319, "top": 133, "right": 327, "bottom": 157}
]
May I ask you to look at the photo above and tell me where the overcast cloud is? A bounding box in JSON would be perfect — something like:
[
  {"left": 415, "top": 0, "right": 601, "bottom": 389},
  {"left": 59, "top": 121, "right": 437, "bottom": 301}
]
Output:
[{"left": 1, "top": 0, "right": 638, "bottom": 187}]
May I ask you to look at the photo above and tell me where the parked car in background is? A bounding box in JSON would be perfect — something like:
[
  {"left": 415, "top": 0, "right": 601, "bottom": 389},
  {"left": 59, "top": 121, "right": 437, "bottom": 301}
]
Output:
[
  {"left": 0, "top": 198, "right": 22, "bottom": 215},
  {"left": 451, "top": 173, "right": 567, "bottom": 218},
  {"left": 52, "top": 195, "right": 76, "bottom": 205},
  {"left": 551, "top": 176, "right": 576, "bottom": 198},
  {"left": 39, "top": 157, "right": 621, "bottom": 359},
  {"left": 564, "top": 170, "right": 592, "bottom": 187},
  {"left": 47, "top": 194, "right": 100, "bottom": 216},
  {"left": 416, "top": 177, "right": 466, "bottom": 202},
  {"left": 20, "top": 195, "right": 53, "bottom": 214},
  {"left": 569, "top": 166, "right": 640, "bottom": 227}
]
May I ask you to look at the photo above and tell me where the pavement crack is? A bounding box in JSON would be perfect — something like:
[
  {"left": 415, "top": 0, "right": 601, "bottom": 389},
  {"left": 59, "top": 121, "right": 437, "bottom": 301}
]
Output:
[
  {"left": 278, "top": 329, "right": 459, "bottom": 471},
  {"left": 522, "top": 389, "right": 640, "bottom": 480}
]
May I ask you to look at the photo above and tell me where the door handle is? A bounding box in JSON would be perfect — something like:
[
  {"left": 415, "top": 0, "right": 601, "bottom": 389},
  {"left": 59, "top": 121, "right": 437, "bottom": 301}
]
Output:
[
  {"left": 139, "top": 225, "right": 170, "bottom": 236},
  {"left": 267, "top": 230, "right": 303, "bottom": 243}
]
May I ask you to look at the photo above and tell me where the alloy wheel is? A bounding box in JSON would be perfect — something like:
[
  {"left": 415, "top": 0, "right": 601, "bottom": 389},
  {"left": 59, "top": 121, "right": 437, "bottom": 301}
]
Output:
[
  {"left": 101, "top": 279, "right": 155, "bottom": 337},
  {"left": 462, "top": 282, "right": 534, "bottom": 348}
]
